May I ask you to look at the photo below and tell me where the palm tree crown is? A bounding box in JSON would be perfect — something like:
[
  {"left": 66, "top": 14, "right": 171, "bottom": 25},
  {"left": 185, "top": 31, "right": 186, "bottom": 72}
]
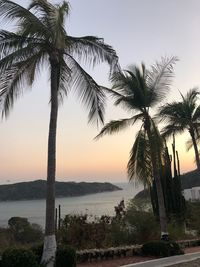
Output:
[
  {"left": 159, "top": 88, "right": 200, "bottom": 170},
  {"left": 0, "top": 0, "right": 118, "bottom": 122}
]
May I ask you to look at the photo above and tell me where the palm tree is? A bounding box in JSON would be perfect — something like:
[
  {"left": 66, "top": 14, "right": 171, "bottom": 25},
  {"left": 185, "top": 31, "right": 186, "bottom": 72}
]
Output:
[
  {"left": 0, "top": 0, "right": 118, "bottom": 265},
  {"left": 96, "top": 57, "right": 177, "bottom": 239},
  {"left": 159, "top": 88, "right": 200, "bottom": 171}
]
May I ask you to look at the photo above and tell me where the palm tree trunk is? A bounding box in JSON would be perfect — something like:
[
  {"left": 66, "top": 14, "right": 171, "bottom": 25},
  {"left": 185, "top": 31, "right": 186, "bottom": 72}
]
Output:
[
  {"left": 145, "top": 118, "right": 168, "bottom": 240},
  {"left": 42, "top": 57, "right": 59, "bottom": 267},
  {"left": 189, "top": 127, "right": 200, "bottom": 171}
]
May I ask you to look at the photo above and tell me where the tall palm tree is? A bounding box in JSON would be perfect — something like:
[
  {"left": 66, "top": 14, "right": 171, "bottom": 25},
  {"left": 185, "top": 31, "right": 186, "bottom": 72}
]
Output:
[
  {"left": 96, "top": 57, "right": 177, "bottom": 239},
  {"left": 159, "top": 88, "right": 200, "bottom": 171},
  {"left": 0, "top": 0, "right": 118, "bottom": 265}
]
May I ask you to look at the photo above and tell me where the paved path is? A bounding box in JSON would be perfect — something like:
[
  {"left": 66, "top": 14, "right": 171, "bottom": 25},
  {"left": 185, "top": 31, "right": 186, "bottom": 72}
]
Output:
[{"left": 121, "top": 252, "right": 200, "bottom": 267}]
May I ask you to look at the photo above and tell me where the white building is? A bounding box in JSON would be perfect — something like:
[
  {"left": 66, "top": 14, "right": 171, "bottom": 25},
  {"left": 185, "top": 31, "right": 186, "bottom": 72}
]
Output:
[{"left": 183, "top": 187, "right": 200, "bottom": 201}]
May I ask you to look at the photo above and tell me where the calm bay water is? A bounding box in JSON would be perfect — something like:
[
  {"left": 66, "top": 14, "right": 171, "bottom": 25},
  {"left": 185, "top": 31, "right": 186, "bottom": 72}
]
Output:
[{"left": 0, "top": 182, "right": 142, "bottom": 228}]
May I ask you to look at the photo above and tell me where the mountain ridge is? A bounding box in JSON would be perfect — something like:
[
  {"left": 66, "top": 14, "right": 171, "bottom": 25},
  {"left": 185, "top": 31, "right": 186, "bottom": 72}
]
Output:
[
  {"left": 134, "top": 169, "right": 200, "bottom": 199},
  {"left": 0, "top": 180, "right": 122, "bottom": 201}
]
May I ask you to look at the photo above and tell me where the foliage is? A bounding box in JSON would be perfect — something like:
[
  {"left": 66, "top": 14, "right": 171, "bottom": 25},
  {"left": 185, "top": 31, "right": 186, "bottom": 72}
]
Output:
[
  {"left": 185, "top": 202, "right": 200, "bottom": 234},
  {"left": 124, "top": 199, "right": 159, "bottom": 243},
  {"left": 0, "top": 228, "right": 13, "bottom": 253},
  {"left": 8, "top": 217, "right": 43, "bottom": 244},
  {"left": 142, "top": 241, "right": 183, "bottom": 257},
  {"left": 159, "top": 88, "right": 200, "bottom": 170},
  {"left": 167, "top": 220, "right": 188, "bottom": 241},
  {"left": 55, "top": 246, "right": 76, "bottom": 267},
  {"left": 59, "top": 214, "right": 112, "bottom": 249},
  {"left": 1, "top": 248, "right": 39, "bottom": 267},
  {"left": 31, "top": 243, "right": 44, "bottom": 265}
]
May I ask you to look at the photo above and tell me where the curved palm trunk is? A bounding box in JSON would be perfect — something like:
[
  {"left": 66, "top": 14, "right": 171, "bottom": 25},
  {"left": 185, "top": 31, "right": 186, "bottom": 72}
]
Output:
[
  {"left": 145, "top": 118, "right": 168, "bottom": 240},
  {"left": 189, "top": 127, "right": 200, "bottom": 171},
  {"left": 41, "top": 58, "right": 59, "bottom": 267}
]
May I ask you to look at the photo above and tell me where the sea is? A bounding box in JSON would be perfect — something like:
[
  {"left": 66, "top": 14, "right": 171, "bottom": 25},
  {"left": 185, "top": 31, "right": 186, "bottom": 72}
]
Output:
[{"left": 0, "top": 182, "right": 142, "bottom": 228}]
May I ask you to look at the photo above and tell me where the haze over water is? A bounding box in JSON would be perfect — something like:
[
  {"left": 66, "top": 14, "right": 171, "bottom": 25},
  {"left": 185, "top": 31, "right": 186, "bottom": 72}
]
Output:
[{"left": 0, "top": 182, "right": 142, "bottom": 228}]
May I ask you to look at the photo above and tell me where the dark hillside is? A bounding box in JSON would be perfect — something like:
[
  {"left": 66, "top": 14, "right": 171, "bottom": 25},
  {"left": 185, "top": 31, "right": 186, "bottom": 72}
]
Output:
[
  {"left": 134, "top": 169, "right": 200, "bottom": 199},
  {"left": 0, "top": 180, "right": 121, "bottom": 201}
]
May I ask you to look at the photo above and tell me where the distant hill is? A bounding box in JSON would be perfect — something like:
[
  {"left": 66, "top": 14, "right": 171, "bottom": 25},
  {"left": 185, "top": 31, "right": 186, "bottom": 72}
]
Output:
[
  {"left": 134, "top": 169, "right": 200, "bottom": 199},
  {"left": 180, "top": 170, "right": 200, "bottom": 189},
  {"left": 0, "top": 180, "right": 122, "bottom": 201}
]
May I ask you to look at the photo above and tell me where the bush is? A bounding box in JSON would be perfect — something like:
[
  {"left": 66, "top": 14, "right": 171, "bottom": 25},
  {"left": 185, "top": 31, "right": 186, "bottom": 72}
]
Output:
[
  {"left": 56, "top": 246, "right": 76, "bottom": 267},
  {"left": 31, "top": 243, "right": 43, "bottom": 264},
  {"left": 124, "top": 200, "right": 159, "bottom": 244},
  {"left": 1, "top": 248, "right": 39, "bottom": 267},
  {"left": 142, "top": 241, "right": 184, "bottom": 257},
  {"left": 8, "top": 217, "right": 43, "bottom": 244}
]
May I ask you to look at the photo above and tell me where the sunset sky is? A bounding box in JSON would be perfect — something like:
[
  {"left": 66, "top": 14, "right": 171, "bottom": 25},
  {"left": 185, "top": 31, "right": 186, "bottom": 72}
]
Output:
[{"left": 0, "top": 0, "right": 200, "bottom": 183}]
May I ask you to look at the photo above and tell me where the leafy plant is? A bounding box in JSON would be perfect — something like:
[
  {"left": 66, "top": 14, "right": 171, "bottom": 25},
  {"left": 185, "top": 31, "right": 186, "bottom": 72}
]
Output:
[
  {"left": 1, "top": 248, "right": 39, "bottom": 267},
  {"left": 55, "top": 246, "right": 76, "bottom": 267},
  {"left": 8, "top": 217, "right": 43, "bottom": 244},
  {"left": 142, "top": 241, "right": 183, "bottom": 257}
]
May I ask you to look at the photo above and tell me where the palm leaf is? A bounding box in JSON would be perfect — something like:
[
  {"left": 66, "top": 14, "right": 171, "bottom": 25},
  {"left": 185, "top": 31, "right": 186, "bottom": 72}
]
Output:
[
  {"left": 0, "top": 30, "right": 44, "bottom": 58},
  {"left": 0, "top": 42, "right": 43, "bottom": 73},
  {"left": 29, "top": 0, "right": 69, "bottom": 47},
  {"left": 67, "top": 35, "right": 119, "bottom": 75},
  {"left": 57, "top": 59, "right": 71, "bottom": 104},
  {"left": 161, "top": 124, "right": 185, "bottom": 139},
  {"left": 0, "top": 0, "right": 49, "bottom": 38},
  {"left": 146, "top": 56, "right": 178, "bottom": 104},
  {"left": 128, "top": 129, "right": 153, "bottom": 186},
  {"left": 65, "top": 53, "right": 106, "bottom": 125},
  {"left": 95, "top": 114, "right": 143, "bottom": 139},
  {"left": 0, "top": 50, "right": 46, "bottom": 117}
]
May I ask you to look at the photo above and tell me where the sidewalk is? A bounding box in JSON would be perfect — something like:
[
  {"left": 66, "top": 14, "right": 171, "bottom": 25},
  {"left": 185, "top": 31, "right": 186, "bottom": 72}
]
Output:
[{"left": 121, "top": 252, "right": 200, "bottom": 267}]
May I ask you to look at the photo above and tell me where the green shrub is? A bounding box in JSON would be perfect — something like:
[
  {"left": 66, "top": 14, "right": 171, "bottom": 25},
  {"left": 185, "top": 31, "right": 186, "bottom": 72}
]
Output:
[
  {"left": 2, "top": 248, "right": 39, "bottom": 267},
  {"left": 142, "top": 241, "right": 184, "bottom": 257},
  {"left": 8, "top": 217, "right": 43, "bottom": 244},
  {"left": 125, "top": 201, "right": 159, "bottom": 244},
  {"left": 56, "top": 246, "right": 76, "bottom": 267},
  {"left": 31, "top": 243, "right": 43, "bottom": 264}
]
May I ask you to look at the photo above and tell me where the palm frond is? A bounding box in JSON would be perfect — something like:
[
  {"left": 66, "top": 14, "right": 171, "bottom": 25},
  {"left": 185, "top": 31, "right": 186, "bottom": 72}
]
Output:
[
  {"left": 111, "top": 66, "right": 143, "bottom": 96},
  {"left": 186, "top": 138, "right": 194, "bottom": 152},
  {"left": 159, "top": 102, "right": 188, "bottom": 125},
  {"left": 111, "top": 66, "right": 149, "bottom": 111},
  {"left": 95, "top": 114, "right": 142, "bottom": 140},
  {"left": 67, "top": 35, "right": 119, "bottom": 75},
  {"left": 0, "top": 50, "right": 46, "bottom": 117},
  {"left": 150, "top": 118, "right": 164, "bottom": 155},
  {"left": 29, "top": 0, "right": 69, "bottom": 47},
  {"left": 0, "top": 0, "right": 49, "bottom": 38},
  {"left": 128, "top": 129, "right": 153, "bottom": 187},
  {"left": 193, "top": 105, "right": 200, "bottom": 121},
  {"left": 146, "top": 56, "right": 178, "bottom": 104},
  {"left": 161, "top": 124, "right": 185, "bottom": 139},
  {"left": 101, "top": 86, "right": 124, "bottom": 99},
  {"left": 0, "top": 30, "right": 44, "bottom": 59},
  {"left": 184, "top": 87, "right": 199, "bottom": 103},
  {"left": 0, "top": 42, "right": 43, "bottom": 73},
  {"left": 57, "top": 59, "right": 71, "bottom": 104},
  {"left": 64, "top": 53, "right": 106, "bottom": 125}
]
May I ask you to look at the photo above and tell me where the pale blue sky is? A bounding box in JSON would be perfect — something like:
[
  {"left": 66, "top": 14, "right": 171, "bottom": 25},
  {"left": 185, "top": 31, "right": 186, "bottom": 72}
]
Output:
[{"left": 0, "top": 0, "right": 200, "bottom": 183}]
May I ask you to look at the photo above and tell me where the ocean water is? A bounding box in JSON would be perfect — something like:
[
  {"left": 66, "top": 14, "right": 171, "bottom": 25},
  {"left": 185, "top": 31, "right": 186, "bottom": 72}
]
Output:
[{"left": 0, "top": 182, "right": 142, "bottom": 228}]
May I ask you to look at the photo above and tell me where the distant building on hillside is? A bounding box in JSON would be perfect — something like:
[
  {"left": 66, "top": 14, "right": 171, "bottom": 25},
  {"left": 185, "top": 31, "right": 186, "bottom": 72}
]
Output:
[{"left": 183, "top": 187, "right": 200, "bottom": 201}]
